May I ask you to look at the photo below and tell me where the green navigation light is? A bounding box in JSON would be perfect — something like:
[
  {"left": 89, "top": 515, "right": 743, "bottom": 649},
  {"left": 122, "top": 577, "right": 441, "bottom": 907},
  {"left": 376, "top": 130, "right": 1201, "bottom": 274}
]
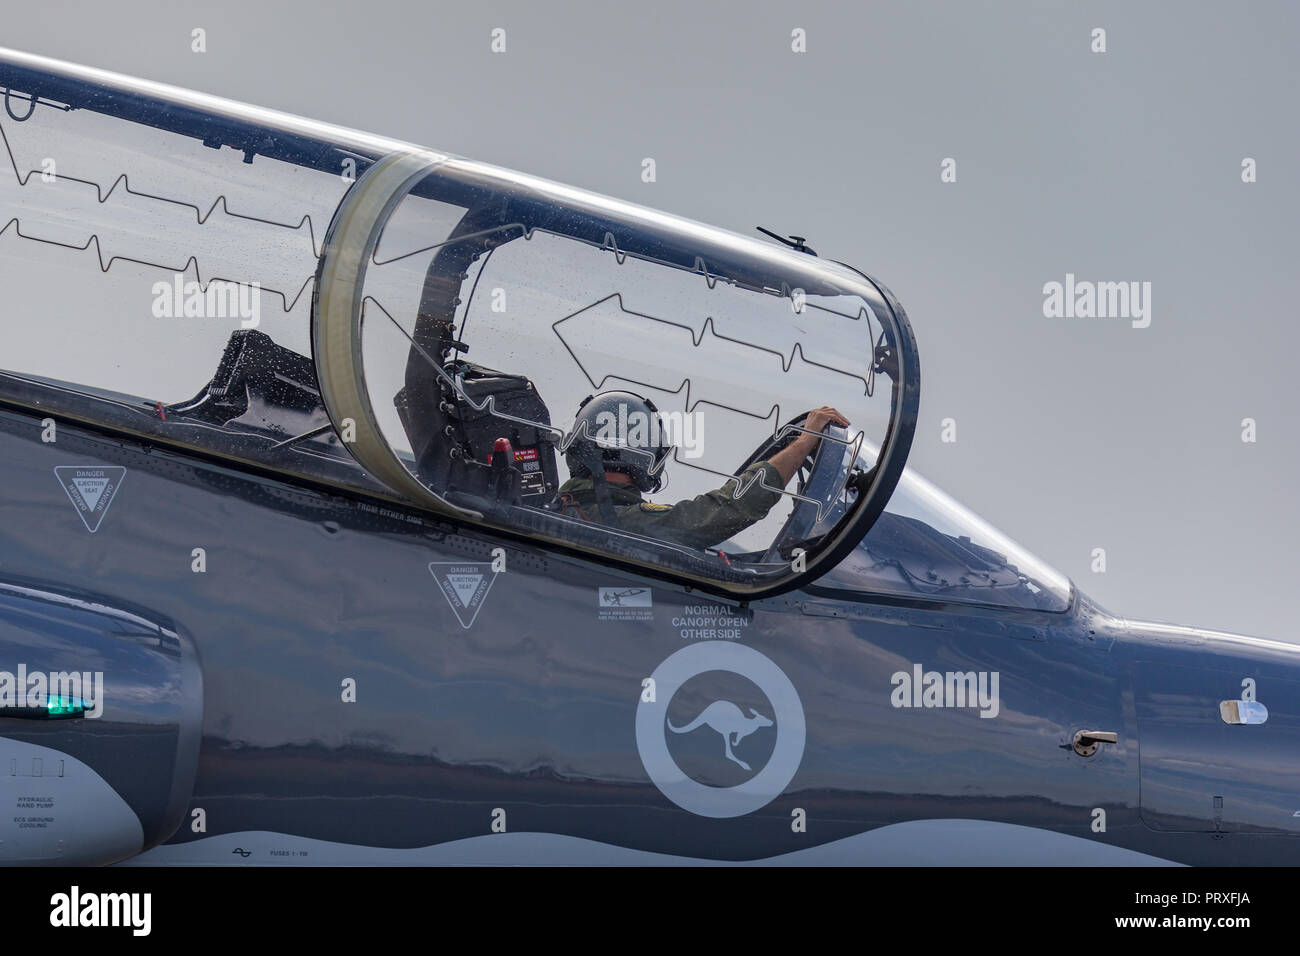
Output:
[{"left": 44, "top": 696, "right": 87, "bottom": 717}]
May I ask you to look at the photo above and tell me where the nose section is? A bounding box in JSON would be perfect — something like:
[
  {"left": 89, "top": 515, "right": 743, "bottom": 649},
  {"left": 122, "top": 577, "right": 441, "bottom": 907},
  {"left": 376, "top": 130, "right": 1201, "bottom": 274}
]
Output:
[
  {"left": 1120, "top": 618, "right": 1300, "bottom": 660},
  {"left": 1121, "top": 620, "right": 1300, "bottom": 841}
]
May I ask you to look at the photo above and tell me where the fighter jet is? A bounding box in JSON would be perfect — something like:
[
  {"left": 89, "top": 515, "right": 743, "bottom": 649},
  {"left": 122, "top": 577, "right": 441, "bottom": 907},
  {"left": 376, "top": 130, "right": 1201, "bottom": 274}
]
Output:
[{"left": 0, "top": 48, "right": 1293, "bottom": 866}]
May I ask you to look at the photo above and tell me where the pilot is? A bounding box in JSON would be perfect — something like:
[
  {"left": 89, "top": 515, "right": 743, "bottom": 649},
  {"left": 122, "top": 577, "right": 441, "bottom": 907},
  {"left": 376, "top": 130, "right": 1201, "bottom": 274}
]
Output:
[{"left": 554, "top": 390, "right": 849, "bottom": 550}]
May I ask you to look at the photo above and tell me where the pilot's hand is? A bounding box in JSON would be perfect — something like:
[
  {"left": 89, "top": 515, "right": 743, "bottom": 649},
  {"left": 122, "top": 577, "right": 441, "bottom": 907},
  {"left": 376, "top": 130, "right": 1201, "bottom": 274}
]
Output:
[
  {"left": 789, "top": 405, "right": 848, "bottom": 455},
  {"left": 801, "top": 406, "right": 850, "bottom": 440},
  {"left": 766, "top": 406, "right": 851, "bottom": 485}
]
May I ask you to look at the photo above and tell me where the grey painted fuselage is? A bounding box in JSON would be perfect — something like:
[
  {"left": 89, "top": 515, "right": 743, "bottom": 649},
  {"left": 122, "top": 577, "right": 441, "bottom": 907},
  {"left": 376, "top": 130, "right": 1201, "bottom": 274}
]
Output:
[{"left": 0, "top": 406, "right": 1295, "bottom": 866}]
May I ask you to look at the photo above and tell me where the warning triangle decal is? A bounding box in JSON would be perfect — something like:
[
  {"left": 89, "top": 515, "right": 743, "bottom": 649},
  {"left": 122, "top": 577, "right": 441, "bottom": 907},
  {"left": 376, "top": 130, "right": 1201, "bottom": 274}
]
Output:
[
  {"left": 430, "top": 562, "right": 497, "bottom": 629},
  {"left": 54, "top": 466, "right": 126, "bottom": 533}
]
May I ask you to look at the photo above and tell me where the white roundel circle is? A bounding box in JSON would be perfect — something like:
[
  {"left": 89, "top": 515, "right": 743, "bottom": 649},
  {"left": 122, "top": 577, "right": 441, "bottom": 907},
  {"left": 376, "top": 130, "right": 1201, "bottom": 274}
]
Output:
[{"left": 636, "top": 641, "right": 806, "bottom": 819}]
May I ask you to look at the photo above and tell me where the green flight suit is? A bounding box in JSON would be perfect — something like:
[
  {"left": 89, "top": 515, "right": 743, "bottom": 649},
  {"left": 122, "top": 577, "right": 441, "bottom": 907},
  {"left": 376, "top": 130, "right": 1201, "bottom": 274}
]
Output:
[{"left": 555, "top": 460, "right": 784, "bottom": 550}]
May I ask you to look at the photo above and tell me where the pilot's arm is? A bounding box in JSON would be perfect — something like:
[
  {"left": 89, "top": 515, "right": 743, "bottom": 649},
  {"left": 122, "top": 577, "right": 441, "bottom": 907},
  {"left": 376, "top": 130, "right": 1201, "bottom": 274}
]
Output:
[
  {"left": 764, "top": 406, "right": 848, "bottom": 484},
  {"left": 617, "top": 406, "right": 850, "bottom": 550},
  {"left": 614, "top": 460, "right": 785, "bottom": 550}
]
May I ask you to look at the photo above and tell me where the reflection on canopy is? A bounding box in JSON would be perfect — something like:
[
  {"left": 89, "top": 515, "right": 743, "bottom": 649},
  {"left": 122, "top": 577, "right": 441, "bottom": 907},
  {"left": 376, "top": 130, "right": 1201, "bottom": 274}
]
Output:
[
  {"left": 0, "top": 47, "right": 921, "bottom": 598},
  {"left": 350, "top": 159, "right": 902, "bottom": 586},
  {"left": 817, "top": 443, "right": 1072, "bottom": 612}
]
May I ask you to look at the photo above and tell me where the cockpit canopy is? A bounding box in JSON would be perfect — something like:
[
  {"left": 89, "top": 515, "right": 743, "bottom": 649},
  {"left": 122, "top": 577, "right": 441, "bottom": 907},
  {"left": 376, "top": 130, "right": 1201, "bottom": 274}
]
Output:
[
  {"left": 0, "top": 48, "right": 922, "bottom": 598},
  {"left": 329, "top": 153, "right": 917, "bottom": 593}
]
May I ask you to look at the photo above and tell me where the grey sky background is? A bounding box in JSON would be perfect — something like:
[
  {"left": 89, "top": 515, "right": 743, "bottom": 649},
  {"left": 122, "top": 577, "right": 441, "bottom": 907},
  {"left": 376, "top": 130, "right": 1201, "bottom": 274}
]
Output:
[{"left": 5, "top": 0, "right": 1297, "bottom": 639}]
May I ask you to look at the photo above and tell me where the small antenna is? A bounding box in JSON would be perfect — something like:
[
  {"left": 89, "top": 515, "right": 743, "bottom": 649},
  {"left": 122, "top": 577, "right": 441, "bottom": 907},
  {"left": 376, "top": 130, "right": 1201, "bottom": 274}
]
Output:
[{"left": 756, "top": 226, "right": 817, "bottom": 256}]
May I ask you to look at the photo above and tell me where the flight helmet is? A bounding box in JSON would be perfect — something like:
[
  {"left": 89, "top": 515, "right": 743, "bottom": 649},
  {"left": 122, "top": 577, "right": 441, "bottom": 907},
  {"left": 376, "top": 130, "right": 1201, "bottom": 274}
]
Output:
[{"left": 565, "top": 390, "right": 672, "bottom": 493}]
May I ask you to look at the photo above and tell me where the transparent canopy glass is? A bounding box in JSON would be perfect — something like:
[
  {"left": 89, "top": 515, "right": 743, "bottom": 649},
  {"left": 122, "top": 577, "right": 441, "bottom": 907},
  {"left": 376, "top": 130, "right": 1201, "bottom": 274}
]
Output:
[
  {"left": 0, "top": 47, "right": 920, "bottom": 597},
  {"left": 816, "top": 442, "right": 1073, "bottom": 612}
]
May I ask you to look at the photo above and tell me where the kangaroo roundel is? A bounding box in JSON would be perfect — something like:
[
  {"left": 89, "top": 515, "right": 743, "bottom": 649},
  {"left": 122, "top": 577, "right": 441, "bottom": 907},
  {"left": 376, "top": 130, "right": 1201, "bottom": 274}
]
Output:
[{"left": 636, "top": 641, "right": 805, "bottom": 818}]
